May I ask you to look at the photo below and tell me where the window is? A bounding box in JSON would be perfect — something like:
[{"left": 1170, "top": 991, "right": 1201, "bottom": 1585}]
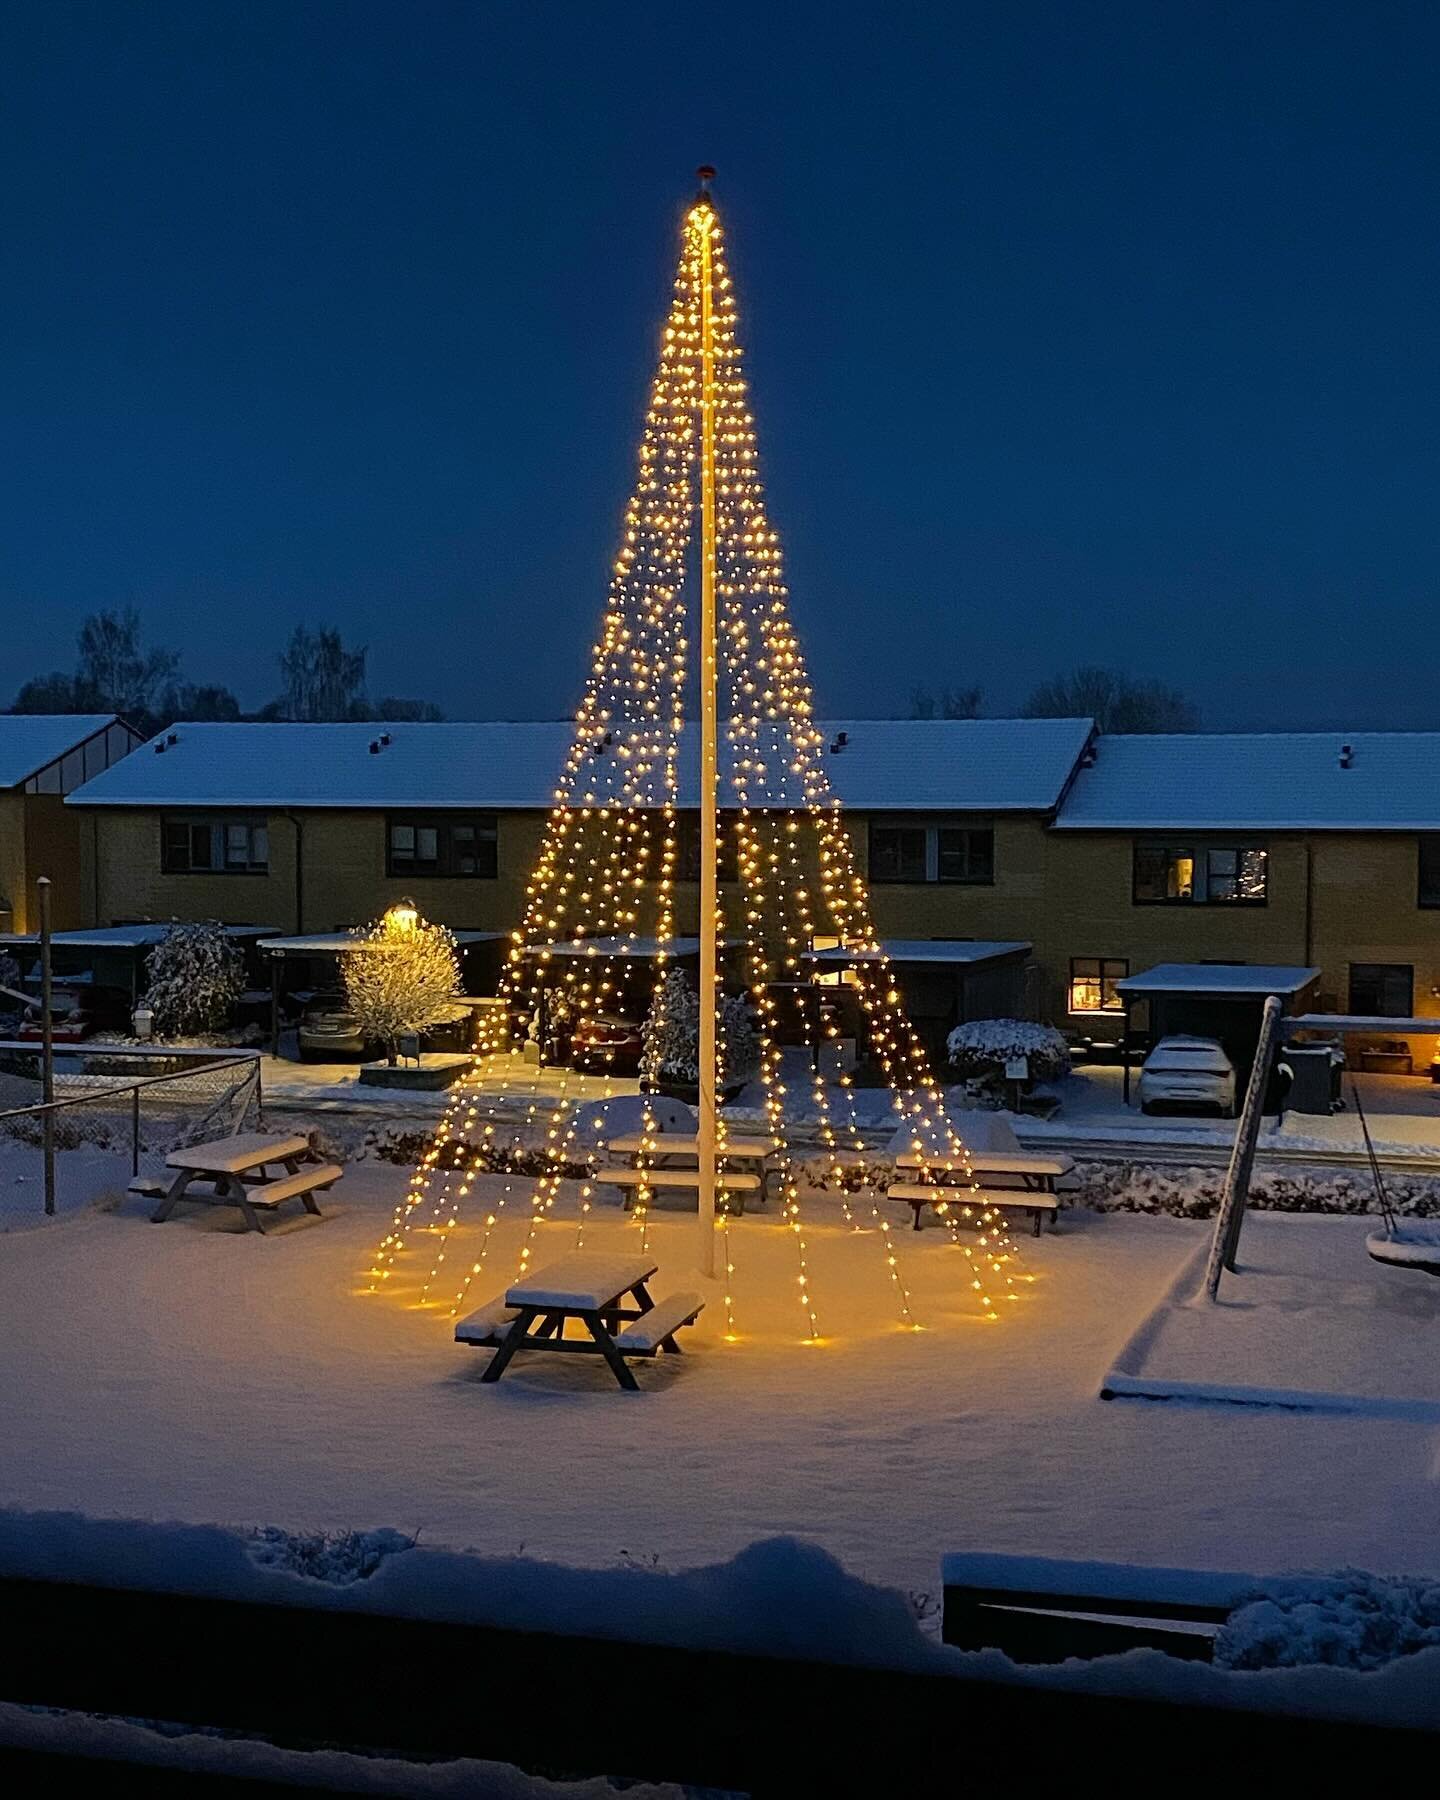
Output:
[
  {"left": 677, "top": 814, "right": 739, "bottom": 882},
  {"left": 388, "top": 814, "right": 497, "bottom": 879},
  {"left": 1133, "top": 843, "right": 1266, "bottom": 904},
  {"left": 1069, "top": 957, "right": 1128, "bottom": 1013},
  {"left": 936, "top": 827, "right": 994, "bottom": 884},
  {"left": 162, "top": 817, "right": 268, "bottom": 874},
  {"left": 1350, "top": 963, "right": 1413, "bottom": 1018},
  {"left": 869, "top": 822, "right": 994, "bottom": 885},
  {"left": 1420, "top": 836, "right": 1440, "bottom": 908}
]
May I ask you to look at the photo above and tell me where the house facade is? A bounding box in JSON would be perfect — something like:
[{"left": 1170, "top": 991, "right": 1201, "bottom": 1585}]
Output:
[
  {"left": 1047, "top": 733, "right": 1440, "bottom": 1054},
  {"left": 0, "top": 715, "right": 142, "bottom": 933},
  {"left": 62, "top": 717, "right": 1440, "bottom": 1060}
]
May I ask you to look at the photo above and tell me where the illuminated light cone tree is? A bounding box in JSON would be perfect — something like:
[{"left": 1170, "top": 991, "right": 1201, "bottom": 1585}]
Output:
[{"left": 369, "top": 172, "right": 1022, "bottom": 1334}]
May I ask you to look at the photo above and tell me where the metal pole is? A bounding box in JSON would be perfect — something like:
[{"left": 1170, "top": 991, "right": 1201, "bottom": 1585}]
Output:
[
  {"left": 131, "top": 1085, "right": 140, "bottom": 1178},
  {"left": 38, "top": 876, "right": 55, "bottom": 1216},
  {"left": 695, "top": 190, "right": 719, "bottom": 1278}
]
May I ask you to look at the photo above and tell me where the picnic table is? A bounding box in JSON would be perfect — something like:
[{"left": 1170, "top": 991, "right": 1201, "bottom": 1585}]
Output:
[
  {"left": 150, "top": 1132, "right": 342, "bottom": 1233},
  {"left": 890, "top": 1147, "right": 1074, "bottom": 1236},
  {"left": 455, "top": 1252, "right": 704, "bottom": 1390},
  {"left": 603, "top": 1132, "right": 779, "bottom": 1210}
]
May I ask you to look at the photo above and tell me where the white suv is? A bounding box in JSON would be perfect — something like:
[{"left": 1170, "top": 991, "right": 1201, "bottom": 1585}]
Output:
[{"left": 1138, "top": 1036, "right": 1237, "bottom": 1117}]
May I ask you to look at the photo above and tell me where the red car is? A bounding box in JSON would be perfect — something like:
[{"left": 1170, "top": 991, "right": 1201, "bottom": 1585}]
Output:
[
  {"left": 17, "top": 989, "right": 94, "bottom": 1044},
  {"left": 570, "top": 1012, "right": 645, "bottom": 1074}
]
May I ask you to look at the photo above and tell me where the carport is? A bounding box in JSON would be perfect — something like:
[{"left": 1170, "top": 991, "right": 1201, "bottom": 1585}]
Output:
[
  {"left": 257, "top": 930, "right": 510, "bottom": 1055},
  {"left": 802, "top": 939, "right": 1033, "bottom": 1068},
  {"left": 1115, "top": 963, "right": 1321, "bottom": 1104},
  {"left": 0, "top": 924, "right": 276, "bottom": 1023}
]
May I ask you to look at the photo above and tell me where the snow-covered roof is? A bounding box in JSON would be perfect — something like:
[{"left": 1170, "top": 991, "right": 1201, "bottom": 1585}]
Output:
[
  {"left": 805, "top": 939, "right": 1031, "bottom": 966},
  {"left": 257, "top": 931, "right": 507, "bottom": 954},
  {"left": 65, "top": 718, "right": 1096, "bottom": 813},
  {"left": 0, "top": 924, "right": 274, "bottom": 950},
  {"left": 0, "top": 715, "right": 125, "bottom": 787},
  {"left": 1116, "top": 963, "right": 1321, "bottom": 998},
  {"left": 1055, "top": 732, "right": 1440, "bottom": 831}
]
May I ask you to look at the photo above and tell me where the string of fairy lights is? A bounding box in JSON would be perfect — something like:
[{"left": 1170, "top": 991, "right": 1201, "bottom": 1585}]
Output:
[{"left": 366, "top": 183, "right": 1025, "bottom": 1334}]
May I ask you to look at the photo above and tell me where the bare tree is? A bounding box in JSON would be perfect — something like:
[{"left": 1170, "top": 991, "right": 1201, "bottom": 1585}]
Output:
[
  {"left": 11, "top": 608, "right": 182, "bottom": 734},
  {"left": 1023, "top": 666, "right": 1197, "bottom": 733},
  {"left": 907, "top": 683, "right": 982, "bottom": 720},
  {"left": 276, "top": 625, "right": 369, "bottom": 722},
  {"left": 76, "top": 608, "right": 180, "bottom": 718}
]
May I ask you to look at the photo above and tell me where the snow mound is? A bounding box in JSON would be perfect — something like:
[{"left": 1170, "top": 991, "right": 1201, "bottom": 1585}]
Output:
[
  {"left": 567, "top": 1093, "right": 694, "bottom": 1145},
  {"left": 1218, "top": 1571, "right": 1440, "bottom": 1671}
]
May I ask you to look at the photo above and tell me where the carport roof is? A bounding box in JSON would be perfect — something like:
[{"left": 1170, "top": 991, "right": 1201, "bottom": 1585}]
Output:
[{"left": 1116, "top": 963, "right": 1321, "bottom": 998}]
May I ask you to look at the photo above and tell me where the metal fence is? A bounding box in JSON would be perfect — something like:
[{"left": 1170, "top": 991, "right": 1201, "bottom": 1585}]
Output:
[{"left": 0, "top": 1045, "right": 262, "bottom": 1223}]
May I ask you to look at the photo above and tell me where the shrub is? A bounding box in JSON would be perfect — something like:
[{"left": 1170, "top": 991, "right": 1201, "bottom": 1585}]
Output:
[
  {"left": 946, "top": 1019, "right": 1071, "bottom": 1083},
  {"left": 341, "top": 907, "right": 463, "bottom": 1064},
  {"left": 144, "top": 922, "right": 245, "bottom": 1038}
]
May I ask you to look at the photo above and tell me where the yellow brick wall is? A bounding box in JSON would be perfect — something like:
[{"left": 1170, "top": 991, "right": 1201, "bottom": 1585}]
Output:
[
  {"left": 74, "top": 806, "right": 1440, "bottom": 1059},
  {"left": 0, "top": 793, "right": 26, "bottom": 931},
  {"left": 852, "top": 814, "right": 1049, "bottom": 944},
  {"left": 84, "top": 809, "right": 546, "bottom": 936},
  {"left": 1038, "top": 833, "right": 1310, "bottom": 1025}
]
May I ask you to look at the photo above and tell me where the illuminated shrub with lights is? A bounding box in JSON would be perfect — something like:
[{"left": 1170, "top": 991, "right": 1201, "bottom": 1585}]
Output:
[{"left": 342, "top": 903, "right": 463, "bottom": 1066}]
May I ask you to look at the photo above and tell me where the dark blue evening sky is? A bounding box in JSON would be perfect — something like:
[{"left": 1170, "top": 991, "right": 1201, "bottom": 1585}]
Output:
[{"left": 5, "top": 1, "right": 1440, "bottom": 728}]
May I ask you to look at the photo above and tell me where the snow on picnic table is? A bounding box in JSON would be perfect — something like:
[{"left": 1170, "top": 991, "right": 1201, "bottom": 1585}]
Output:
[{"left": 0, "top": 1159, "right": 1436, "bottom": 1603}]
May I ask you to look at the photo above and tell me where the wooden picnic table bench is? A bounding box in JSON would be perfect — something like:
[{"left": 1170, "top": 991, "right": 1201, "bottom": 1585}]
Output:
[
  {"left": 889, "top": 1183, "right": 1059, "bottom": 1236},
  {"left": 894, "top": 1148, "right": 1074, "bottom": 1190},
  {"left": 892, "top": 1146, "right": 1072, "bottom": 1235},
  {"left": 603, "top": 1131, "right": 779, "bottom": 1211},
  {"left": 454, "top": 1252, "right": 704, "bottom": 1390},
  {"left": 151, "top": 1132, "right": 341, "bottom": 1233}
]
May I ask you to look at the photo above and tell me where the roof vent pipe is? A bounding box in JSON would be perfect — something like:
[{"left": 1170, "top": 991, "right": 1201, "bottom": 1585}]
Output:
[{"left": 1339, "top": 743, "right": 1354, "bottom": 769}]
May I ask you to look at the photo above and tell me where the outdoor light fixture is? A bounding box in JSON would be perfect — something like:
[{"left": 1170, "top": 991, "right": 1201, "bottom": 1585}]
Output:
[{"left": 386, "top": 898, "right": 420, "bottom": 933}]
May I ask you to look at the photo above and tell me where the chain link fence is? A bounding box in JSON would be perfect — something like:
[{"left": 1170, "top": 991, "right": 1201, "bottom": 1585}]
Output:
[{"left": 0, "top": 1045, "right": 261, "bottom": 1225}]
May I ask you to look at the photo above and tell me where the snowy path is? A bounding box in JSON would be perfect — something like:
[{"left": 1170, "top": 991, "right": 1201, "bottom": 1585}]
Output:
[{"left": 0, "top": 1164, "right": 1436, "bottom": 1598}]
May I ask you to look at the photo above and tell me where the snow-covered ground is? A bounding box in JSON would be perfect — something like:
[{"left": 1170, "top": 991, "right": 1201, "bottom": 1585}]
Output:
[
  {"left": 255, "top": 1047, "right": 1440, "bottom": 1162},
  {"left": 1105, "top": 1213, "right": 1440, "bottom": 1416},
  {"left": 1, "top": 1156, "right": 1437, "bottom": 1602},
  {"left": 1025, "top": 1063, "right": 1440, "bottom": 1159}
]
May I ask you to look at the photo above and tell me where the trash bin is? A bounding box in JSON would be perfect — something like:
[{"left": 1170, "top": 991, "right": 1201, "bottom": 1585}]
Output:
[{"left": 1286, "top": 1042, "right": 1343, "bottom": 1115}]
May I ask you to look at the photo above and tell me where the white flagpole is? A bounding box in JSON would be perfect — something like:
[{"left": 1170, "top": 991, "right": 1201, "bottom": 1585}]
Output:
[{"left": 696, "top": 179, "right": 719, "bottom": 1278}]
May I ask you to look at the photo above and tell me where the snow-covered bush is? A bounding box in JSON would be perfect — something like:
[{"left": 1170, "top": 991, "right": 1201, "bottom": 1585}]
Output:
[
  {"left": 946, "top": 1019, "right": 1070, "bottom": 1083},
  {"left": 341, "top": 906, "right": 463, "bottom": 1064},
  {"left": 144, "top": 922, "right": 245, "bottom": 1038},
  {"left": 643, "top": 968, "right": 699, "bottom": 1081},
  {"left": 1217, "top": 1572, "right": 1440, "bottom": 1671},
  {"left": 249, "top": 1525, "right": 416, "bottom": 1584},
  {"left": 642, "top": 969, "right": 760, "bottom": 1089},
  {"left": 1072, "top": 1160, "right": 1440, "bottom": 1219}
]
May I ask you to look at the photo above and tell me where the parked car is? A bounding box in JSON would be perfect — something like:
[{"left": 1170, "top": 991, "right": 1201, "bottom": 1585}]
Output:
[
  {"left": 296, "top": 993, "right": 370, "bottom": 1061},
  {"left": 16, "top": 989, "right": 94, "bottom": 1045},
  {"left": 570, "top": 1012, "right": 645, "bottom": 1075},
  {"left": 1138, "top": 1035, "right": 1237, "bottom": 1116}
]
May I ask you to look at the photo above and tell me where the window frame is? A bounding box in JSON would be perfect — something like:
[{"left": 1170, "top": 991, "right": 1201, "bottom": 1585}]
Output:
[
  {"left": 1068, "top": 956, "right": 1129, "bottom": 1015},
  {"left": 867, "top": 820, "right": 995, "bottom": 886},
  {"left": 1419, "top": 835, "right": 1440, "bottom": 909},
  {"left": 160, "top": 815, "right": 269, "bottom": 875},
  {"left": 1133, "top": 841, "right": 1267, "bottom": 906},
  {"left": 386, "top": 812, "right": 498, "bottom": 880},
  {"left": 1349, "top": 962, "right": 1414, "bottom": 1019}
]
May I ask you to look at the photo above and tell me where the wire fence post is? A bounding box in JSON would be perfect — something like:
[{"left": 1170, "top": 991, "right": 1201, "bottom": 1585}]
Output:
[
  {"left": 131, "top": 1085, "right": 141, "bottom": 1178},
  {"left": 38, "top": 876, "right": 55, "bottom": 1217}
]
